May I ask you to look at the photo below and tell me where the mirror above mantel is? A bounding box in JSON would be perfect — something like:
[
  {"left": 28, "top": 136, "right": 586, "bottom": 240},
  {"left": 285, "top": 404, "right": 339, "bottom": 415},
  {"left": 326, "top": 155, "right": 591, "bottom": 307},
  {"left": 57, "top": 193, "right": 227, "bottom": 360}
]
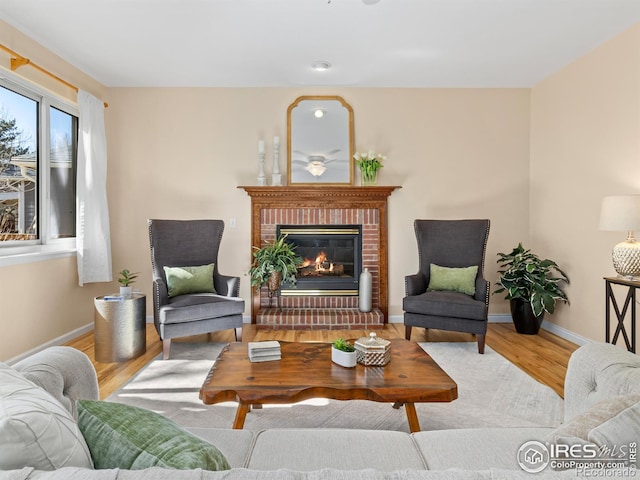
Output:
[{"left": 287, "top": 95, "right": 354, "bottom": 185}]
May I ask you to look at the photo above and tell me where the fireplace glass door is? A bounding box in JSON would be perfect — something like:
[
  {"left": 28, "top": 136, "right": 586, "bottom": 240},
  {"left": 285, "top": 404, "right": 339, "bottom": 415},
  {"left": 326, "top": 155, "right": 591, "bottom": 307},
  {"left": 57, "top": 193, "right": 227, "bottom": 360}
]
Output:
[{"left": 277, "top": 224, "right": 362, "bottom": 296}]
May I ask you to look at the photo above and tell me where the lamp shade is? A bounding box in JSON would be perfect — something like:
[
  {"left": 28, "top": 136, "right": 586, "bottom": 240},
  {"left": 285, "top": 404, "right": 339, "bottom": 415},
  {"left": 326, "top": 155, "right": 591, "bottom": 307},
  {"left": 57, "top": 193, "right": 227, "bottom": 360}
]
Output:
[{"left": 599, "top": 195, "right": 640, "bottom": 231}]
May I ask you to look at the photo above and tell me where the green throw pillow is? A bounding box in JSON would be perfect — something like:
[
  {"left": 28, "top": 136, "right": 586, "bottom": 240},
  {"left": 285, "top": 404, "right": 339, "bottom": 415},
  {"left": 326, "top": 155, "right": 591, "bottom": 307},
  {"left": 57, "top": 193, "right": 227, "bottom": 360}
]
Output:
[
  {"left": 428, "top": 264, "right": 478, "bottom": 296},
  {"left": 77, "top": 400, "right": 230, "bottom": 471},
  {"left": 163, "top": 263, "right": 216, "bottom": 298}
]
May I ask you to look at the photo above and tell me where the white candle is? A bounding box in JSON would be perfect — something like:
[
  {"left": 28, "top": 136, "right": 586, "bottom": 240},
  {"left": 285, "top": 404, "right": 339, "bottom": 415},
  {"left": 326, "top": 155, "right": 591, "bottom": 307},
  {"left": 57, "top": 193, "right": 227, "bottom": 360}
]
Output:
[
  {"left": 258, "top": 140, "right": 265, "bottom": 154},
  {"left": 273, "top": 136, "right": 280, "bottom": 146}
]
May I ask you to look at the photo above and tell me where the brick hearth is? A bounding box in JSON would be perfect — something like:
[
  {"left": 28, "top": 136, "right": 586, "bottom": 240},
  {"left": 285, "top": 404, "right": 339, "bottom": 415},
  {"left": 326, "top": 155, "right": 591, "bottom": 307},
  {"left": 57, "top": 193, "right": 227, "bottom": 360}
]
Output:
[
  {"left": 240, "top": 186, "right": 400, "bottom": 329},
  {"left": 257, "top": 308, "right": 384, "bottom": 330}
]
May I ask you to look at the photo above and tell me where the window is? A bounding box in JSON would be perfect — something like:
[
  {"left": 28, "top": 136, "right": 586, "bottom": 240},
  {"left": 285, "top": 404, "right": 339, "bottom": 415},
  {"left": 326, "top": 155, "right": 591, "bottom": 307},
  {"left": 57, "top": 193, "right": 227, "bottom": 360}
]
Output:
[
  {"left": 0, "top": 76, "right": 78, "bottom": 262},
  {"left": 49, "top": 107, "right": 77, "bottom": 239}
]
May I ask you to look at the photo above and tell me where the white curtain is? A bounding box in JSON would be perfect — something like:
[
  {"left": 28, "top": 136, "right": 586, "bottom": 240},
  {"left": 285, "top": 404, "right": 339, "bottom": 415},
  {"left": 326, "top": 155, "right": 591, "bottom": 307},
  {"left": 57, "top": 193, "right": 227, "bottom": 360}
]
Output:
[{"left": 76, "top": 90, "right": 112, "bottom": 285}]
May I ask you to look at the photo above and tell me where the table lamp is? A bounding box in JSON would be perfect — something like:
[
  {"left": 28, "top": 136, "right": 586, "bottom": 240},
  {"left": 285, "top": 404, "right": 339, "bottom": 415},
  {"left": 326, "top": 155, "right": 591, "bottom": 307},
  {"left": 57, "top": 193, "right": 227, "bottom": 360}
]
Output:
[{"left": 599, "top": 195, "right": 640, "bottom": 278}]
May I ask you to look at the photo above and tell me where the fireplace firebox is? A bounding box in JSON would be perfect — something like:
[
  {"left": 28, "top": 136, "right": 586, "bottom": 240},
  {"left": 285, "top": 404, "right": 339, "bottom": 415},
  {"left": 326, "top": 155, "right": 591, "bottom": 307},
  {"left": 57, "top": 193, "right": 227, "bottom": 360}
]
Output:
[{"left": 277, "top": 224, "right": 362, "bottom": 296}]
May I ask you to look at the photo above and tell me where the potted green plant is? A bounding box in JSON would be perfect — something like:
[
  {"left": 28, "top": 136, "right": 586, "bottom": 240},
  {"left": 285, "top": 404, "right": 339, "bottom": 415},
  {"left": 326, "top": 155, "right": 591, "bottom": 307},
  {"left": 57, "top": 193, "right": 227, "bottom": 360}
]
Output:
[
  {"left": 117, "top": 269, "right": 139, "bottom": 297},
  {"left": 249, "top": 234, "right": 302, "bottom": 300},
  {"left": 331, "top": 338, "right": 356, "bottom": 368},
  {"left": 494, "top": 243, "right": 569, "bottom": 334}
]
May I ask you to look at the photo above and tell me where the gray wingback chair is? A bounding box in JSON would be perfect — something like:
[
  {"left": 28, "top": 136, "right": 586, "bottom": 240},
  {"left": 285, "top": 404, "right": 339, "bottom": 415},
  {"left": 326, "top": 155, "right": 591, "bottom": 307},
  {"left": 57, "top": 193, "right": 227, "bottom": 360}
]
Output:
[
  {"left": 403, "top": 219, "right": 490, "bottom": 354},
  {"left": 148, "top": 219, "right": 244, "bottom": 359}
]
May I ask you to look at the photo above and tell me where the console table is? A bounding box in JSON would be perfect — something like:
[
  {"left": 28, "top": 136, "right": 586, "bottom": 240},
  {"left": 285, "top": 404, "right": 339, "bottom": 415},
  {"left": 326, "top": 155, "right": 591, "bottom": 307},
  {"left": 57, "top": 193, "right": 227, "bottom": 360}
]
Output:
[{"left": 604, "top": 276, "right": 637, "bottom": 353}]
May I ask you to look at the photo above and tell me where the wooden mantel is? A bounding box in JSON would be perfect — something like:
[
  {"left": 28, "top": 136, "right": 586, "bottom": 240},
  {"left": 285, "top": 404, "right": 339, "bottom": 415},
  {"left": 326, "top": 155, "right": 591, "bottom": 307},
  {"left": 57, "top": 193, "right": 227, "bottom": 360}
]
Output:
[
  {"left": 239, "top": 185, "right": 401, "bottom": 205},
  {"left": 239, "top": 185, "right": 401, "bottom": 324}
]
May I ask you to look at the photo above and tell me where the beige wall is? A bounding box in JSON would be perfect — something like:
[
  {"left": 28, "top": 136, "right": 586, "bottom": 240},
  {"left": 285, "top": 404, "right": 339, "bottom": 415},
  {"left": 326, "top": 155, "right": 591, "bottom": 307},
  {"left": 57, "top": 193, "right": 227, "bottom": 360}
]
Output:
[
  {"left": 105, "top": 87, "right": 531, "bottom": 323},
  {"left": 530, "top": 23, "right": 640, "bottom": 345},
  {"left": 1, "top": 257, "right": 107, "bottom": 356}
]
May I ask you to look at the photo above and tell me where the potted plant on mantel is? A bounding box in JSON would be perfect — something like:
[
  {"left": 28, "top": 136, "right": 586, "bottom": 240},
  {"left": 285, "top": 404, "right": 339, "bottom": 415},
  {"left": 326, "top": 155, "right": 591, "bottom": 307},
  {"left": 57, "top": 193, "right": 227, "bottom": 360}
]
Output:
[
  {"left": 249, "top": 234, "right": 302, "bottom": 304},
  {"left": 353, "top": 150, "right": 386, "bottom": 186},
  {"left": 331, "top": 338, "right": 357, "bottom": 368},
  {"left": 494, "top": 243, "right": 569, "bottom": 335}
]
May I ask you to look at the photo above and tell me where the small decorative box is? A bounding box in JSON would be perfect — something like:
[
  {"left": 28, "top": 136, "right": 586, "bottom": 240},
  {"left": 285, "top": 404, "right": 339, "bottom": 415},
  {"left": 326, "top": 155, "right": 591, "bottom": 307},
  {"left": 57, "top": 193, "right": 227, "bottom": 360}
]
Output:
[{"left": 355, "top": 332, "right": 391, "bottom": 366}]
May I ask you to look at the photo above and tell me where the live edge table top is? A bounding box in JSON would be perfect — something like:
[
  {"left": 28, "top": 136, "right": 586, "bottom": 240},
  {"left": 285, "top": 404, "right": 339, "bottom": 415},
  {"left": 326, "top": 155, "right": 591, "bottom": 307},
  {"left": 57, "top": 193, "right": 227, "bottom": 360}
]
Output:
[{"left": 199, "top": 338, "right": 458, "bottom": 432}]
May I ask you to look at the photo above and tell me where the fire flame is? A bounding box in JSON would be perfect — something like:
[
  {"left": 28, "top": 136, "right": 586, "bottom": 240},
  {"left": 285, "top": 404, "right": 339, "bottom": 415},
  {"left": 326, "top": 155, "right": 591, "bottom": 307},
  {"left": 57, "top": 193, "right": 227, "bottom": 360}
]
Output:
[{"left": 299, "top": 251, "right": 334, "bottom": 272}]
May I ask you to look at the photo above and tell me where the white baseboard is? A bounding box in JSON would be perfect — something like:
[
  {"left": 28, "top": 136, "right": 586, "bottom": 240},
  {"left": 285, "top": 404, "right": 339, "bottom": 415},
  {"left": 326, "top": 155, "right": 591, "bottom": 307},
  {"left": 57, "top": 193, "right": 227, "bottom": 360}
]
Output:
[
  {"left": 388, "top": 313, "right": 589, "bottom": 346},
  {"left": 6, "top": 323, "right": 94, "bottom": 366},
  {"left": 540, "top": 320, "right": 591, "bottom": 346}
]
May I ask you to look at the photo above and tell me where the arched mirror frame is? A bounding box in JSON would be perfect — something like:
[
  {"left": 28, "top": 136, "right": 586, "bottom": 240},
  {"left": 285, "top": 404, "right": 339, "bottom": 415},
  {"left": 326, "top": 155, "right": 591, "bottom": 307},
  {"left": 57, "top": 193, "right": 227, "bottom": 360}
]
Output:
[{"left": 287, "top": 95, "right": 355, "bottom": 186}]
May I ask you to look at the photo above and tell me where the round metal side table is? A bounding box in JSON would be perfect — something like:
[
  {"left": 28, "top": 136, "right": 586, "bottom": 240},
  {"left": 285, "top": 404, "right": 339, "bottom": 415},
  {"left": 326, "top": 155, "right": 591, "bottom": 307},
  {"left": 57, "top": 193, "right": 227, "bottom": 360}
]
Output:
[{"left": 94, "top": 293, "right": 146, "bottom": 362}]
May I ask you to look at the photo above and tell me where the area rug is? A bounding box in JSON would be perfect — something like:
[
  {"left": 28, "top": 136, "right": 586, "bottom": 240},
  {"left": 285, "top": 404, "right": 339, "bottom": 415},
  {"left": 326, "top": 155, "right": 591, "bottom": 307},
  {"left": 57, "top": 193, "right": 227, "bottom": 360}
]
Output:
[{"left": 106, "top": 342, "right": 564, "bottom": 433}]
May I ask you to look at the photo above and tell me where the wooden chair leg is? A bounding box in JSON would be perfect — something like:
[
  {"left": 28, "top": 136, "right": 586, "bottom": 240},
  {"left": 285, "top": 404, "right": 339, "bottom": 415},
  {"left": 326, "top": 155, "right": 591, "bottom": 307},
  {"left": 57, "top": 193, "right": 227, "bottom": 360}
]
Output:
[
  {"left": 235, "top": 326, "right": 243, "bottom": 342},
  {"left": 162, "top": 338, "right": 171, "bottom": 360},
  {"left": 477, "top": 334, "right": 485, "bottom": 354},
  {"left": 405, "top": 325, "right": 412, "bottom": 340}
]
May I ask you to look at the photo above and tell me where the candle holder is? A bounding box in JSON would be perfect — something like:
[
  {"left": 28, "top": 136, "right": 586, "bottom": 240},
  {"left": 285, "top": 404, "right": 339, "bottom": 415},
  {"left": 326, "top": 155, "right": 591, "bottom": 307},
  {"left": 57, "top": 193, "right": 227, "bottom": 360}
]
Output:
[
  {"left": 258, "top": 141, "right": 267, "bottom": 186},
  {"left": 272, "top": 137, "right": 282, "bottom": 186},
  {"left": 258, "top": 153, "right": 267, "bottom": 186}
]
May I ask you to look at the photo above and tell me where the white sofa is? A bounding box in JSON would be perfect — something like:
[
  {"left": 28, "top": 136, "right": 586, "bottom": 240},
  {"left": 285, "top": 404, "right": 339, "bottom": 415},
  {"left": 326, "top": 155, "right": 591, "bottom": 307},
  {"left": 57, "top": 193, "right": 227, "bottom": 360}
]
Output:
[{"left": 1, "top": 342, "right": 639, "bottom": 480}]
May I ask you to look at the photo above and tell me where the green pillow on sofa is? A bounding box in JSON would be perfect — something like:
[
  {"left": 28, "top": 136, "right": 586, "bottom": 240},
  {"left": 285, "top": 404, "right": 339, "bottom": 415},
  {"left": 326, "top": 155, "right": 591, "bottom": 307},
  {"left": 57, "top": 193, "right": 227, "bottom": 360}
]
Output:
[
  {"left": 428, "top": 264, "right": 478, "bottom": 296},
  {"left": 163, "top": 263, "right": 216, "bottom": 298},
  {"left": 77, "top": 400, "right": 230, "bottom": 471}
]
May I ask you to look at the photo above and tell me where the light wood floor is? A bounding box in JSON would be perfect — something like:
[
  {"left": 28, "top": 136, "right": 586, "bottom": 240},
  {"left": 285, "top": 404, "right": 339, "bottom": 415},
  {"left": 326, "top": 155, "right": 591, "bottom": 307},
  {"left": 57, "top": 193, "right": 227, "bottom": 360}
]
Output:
[{"left": 65, "top": 322, "right": 579, "bottom": 400}]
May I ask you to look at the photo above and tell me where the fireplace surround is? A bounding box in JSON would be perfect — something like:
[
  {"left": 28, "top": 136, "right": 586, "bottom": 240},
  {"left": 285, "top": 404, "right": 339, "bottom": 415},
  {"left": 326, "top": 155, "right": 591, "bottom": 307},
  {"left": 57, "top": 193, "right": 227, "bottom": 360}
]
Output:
[{"left": 240, "top": 185, "right": 400, "bottom": 329}]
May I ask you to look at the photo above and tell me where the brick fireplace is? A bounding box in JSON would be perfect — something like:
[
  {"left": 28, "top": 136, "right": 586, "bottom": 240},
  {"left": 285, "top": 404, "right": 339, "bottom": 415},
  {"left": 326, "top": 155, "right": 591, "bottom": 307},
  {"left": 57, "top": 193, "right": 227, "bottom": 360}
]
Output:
[{"left": 239, "top": 185, "right": 400, "bottom": 329}]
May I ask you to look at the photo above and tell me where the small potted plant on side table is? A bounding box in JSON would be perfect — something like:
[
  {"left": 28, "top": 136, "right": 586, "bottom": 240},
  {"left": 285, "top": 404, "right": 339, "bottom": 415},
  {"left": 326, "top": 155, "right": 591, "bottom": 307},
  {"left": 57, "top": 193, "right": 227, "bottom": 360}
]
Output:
[
  {"left": 118, "top": 269, "right": 139, "bottom": 297},
  {"left": 332, "top": 338, "right": 357, "bottom": 368}
]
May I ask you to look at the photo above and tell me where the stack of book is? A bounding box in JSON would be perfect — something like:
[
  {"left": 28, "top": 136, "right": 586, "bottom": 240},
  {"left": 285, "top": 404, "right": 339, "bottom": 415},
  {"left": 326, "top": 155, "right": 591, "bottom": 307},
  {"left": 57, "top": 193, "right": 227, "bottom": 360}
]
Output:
[{"left": 248, "top": 341, "right": 281, "bottom": 363}]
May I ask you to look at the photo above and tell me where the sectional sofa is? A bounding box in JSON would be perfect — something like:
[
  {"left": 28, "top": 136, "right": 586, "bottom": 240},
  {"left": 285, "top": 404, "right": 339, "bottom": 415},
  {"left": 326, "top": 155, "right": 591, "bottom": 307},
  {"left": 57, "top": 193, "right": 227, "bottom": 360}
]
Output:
[{"left": 0, "top": 341, "right": 639, "bottom": 479}]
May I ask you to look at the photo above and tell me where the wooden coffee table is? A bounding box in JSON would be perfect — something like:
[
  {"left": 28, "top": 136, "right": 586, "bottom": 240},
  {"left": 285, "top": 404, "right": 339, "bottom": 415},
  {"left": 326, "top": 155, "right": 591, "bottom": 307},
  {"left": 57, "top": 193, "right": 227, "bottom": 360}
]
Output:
[{"left": 199, "top": 338, "right": 457, "bottom": 432}]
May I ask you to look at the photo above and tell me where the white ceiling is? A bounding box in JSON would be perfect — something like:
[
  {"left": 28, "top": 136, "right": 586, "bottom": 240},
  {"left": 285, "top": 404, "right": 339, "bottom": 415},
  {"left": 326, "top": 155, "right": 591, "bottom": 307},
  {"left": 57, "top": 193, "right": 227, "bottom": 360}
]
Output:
[{"left": 1, "top": 0, "right": 639, "bottom": 88}]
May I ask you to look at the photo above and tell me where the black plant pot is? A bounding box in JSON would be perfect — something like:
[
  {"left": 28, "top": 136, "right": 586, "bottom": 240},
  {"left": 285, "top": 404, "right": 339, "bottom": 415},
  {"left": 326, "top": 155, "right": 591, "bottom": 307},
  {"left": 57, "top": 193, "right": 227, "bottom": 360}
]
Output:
[{"left": 510, "top": 298, "right": 545, "bottom": 335}]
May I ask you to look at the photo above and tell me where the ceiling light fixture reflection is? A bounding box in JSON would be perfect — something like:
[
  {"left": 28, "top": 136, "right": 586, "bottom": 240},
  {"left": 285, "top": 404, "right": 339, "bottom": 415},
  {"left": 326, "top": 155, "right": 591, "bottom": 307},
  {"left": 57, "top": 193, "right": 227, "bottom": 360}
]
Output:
[
  {"left": 312, "top": 61, "right": 331, "bottom": 71},
  {"left": 306, "top": 161, "right": 327, "bottom": 177},
  {"left": 314, "top": 109, "right": 325, "bottom": 118}
]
